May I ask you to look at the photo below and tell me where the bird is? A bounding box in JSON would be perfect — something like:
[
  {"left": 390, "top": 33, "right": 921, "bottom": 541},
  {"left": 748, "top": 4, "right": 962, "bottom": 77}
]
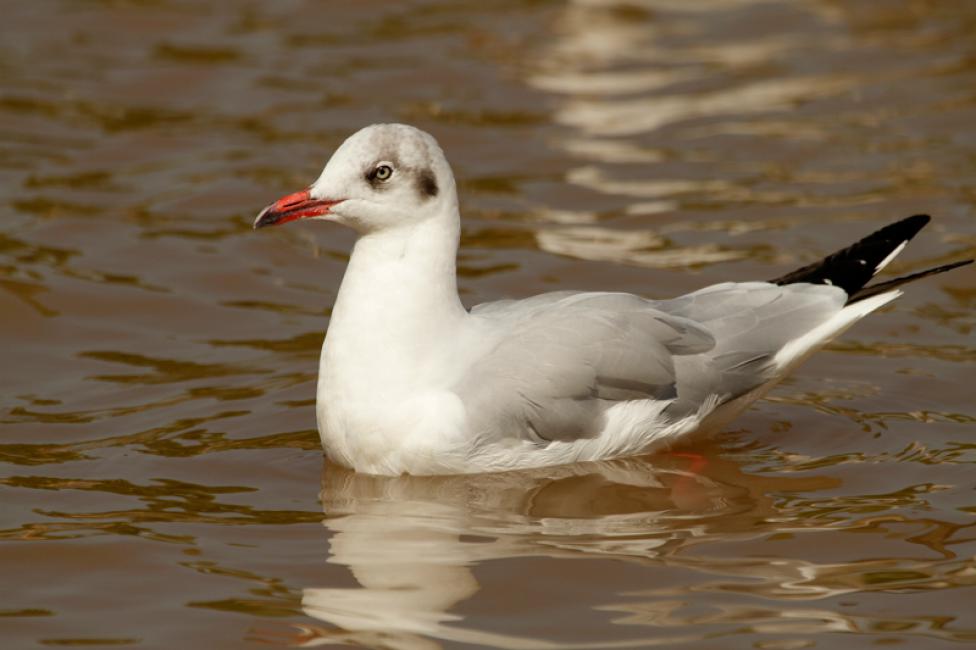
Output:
[{"left": 254, "top": 123, "right": 972, "bottom": 476}]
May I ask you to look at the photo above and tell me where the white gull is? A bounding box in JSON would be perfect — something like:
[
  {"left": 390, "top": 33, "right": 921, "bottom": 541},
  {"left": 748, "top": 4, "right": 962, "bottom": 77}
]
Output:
[{"left": 254, "top": 123, "right": 971, "bottom": 476}]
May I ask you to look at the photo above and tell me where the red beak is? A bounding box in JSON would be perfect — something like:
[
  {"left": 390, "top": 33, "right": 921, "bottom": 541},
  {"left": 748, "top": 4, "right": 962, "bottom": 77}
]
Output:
[{"left": 253, "top": 188, "right": 342, "bottom": 229}]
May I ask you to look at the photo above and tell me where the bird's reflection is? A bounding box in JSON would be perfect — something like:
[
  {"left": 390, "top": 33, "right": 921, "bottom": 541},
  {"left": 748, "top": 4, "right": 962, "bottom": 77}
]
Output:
[{"left": 296, "top": 443, "right": 829, "bottom": 649}]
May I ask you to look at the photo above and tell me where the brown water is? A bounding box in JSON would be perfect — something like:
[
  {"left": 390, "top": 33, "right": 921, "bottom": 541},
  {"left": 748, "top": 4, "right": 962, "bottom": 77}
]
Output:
[{"left": 2, "top": 1, "right": 975, "bottom": 648}]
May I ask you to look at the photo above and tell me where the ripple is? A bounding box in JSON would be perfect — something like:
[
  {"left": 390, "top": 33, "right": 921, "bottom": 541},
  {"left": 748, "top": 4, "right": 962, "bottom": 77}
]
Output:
[
  {"left": 3, "top": 1, "right": 976, "bottom": 648},
  {"left": 152, "top": 43, "right": 241, "bottom": 64},
  {"left": 535, "top": 226, "right": 747, "bottom": 268},
  {"left": 78, "top": 350, "right": 269, "bottom": 385}
]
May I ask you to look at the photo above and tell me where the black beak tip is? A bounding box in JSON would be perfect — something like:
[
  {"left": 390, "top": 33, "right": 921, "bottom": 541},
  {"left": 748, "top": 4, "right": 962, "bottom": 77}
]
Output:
[{"left": 253, "top": 207, "right": 278, "bottom": 230}]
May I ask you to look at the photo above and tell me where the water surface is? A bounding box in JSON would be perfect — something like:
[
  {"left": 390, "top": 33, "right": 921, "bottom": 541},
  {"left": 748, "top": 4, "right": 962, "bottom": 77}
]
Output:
[{"left": 2, "top": 1, "right": 975, "bottom": 648}]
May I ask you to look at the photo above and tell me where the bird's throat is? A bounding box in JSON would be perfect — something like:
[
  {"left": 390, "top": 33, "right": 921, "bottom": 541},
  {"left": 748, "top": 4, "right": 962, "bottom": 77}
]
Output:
[{"left": 320, "top": 218, "right": 467, "bottom": 402}]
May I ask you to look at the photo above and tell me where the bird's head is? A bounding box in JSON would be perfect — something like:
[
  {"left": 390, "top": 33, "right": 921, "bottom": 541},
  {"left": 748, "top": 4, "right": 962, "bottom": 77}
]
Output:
[{"left": 254, "top": 123, "right": 456, "bottom": 234}]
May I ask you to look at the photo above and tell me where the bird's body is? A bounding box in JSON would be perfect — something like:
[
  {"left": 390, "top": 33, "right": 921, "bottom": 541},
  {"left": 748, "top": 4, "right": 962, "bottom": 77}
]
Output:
[{"left": 255, "top": 123, "right": 971, "bottom": 476}]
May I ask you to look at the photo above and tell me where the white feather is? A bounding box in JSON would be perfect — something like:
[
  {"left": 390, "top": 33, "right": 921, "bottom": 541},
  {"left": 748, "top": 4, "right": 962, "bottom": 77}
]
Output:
[{"left": 875, "top": 240, "right": 908, "bottom": 272}]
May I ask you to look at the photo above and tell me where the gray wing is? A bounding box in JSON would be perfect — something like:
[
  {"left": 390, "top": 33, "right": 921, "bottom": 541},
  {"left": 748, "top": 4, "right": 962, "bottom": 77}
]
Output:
[
  {"left": 657, "top": 282, "right": 844, "bottom": 417},
  {"left": 459, "top": 292, "right": 715, "bottom": 443},
  {"left": 459, "top": 282, "right": 846, "bottom": 444}
]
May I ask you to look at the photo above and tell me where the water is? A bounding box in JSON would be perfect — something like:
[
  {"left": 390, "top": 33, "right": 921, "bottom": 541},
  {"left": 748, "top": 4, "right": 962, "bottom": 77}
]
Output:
[{"left": 2, "top": 1, "right": 975, "bottom": 648}]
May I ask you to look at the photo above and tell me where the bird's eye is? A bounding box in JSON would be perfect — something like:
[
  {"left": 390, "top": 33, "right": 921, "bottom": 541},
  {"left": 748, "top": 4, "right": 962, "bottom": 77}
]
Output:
[{"left": 372, "top": 164, "right": 394, "bottom": 182}]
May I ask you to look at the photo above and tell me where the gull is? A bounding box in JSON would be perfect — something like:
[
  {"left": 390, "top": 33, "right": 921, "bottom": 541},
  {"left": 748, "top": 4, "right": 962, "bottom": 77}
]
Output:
[{"left": 254, "top": 123, "right": 971, "bottom": 476}]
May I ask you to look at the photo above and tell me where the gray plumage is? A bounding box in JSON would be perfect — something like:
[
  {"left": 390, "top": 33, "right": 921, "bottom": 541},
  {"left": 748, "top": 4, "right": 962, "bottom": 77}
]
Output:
[{"left": 458, "top": 282, "right": 843, "bottom": 444}]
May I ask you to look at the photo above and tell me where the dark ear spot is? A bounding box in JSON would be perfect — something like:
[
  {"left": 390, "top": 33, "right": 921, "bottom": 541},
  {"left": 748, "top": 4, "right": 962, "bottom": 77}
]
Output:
[{"left": 417, "top": 169, "right": 438, "bottom": 199}]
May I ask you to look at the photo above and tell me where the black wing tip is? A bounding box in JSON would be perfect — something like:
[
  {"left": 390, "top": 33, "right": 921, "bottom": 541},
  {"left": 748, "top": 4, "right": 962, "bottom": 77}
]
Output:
[
  {"left": 884, "top": 213, "right": 930, "bottom": 240},
  {"left": 905, "top": 213, "right": 931, "bottom": 226},
  {"left": 952, "top": 258, "right": 974, "bottom": 269},
  {"left": 848, "top": 258, "right": 973, "bottom": 303},
  {"left": 772, "top": 214, "right": 936, "bottom": 294}
]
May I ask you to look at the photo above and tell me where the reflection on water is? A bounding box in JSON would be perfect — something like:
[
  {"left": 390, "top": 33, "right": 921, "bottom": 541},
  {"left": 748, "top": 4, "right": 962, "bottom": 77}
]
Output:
[
  {"left": 535, "top": 225, "right": 747, "bottom": 268},
  {"left": 304, "top": 452, "right": 757, "bottom": 649},
  {"left": 293, "top": 446, "right": 976, "bottom": 648},
  {"left": 2, "top": 0, "right": 975, "bottom": 647}
]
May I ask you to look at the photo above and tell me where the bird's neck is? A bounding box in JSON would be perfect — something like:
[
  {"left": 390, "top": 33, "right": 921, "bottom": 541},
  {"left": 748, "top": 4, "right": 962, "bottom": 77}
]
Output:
[
  {"left": 338, "top": 216, "right": 464, "bottom": 323},
  {"left": 322, "top": 216, "right": 467, "bottom": 390}
]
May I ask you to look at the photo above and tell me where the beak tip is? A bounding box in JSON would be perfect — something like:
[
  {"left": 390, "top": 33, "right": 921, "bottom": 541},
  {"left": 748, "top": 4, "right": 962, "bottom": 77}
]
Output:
[{"left": 252, "top": 206, "right": 276, "bottom": 230}]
